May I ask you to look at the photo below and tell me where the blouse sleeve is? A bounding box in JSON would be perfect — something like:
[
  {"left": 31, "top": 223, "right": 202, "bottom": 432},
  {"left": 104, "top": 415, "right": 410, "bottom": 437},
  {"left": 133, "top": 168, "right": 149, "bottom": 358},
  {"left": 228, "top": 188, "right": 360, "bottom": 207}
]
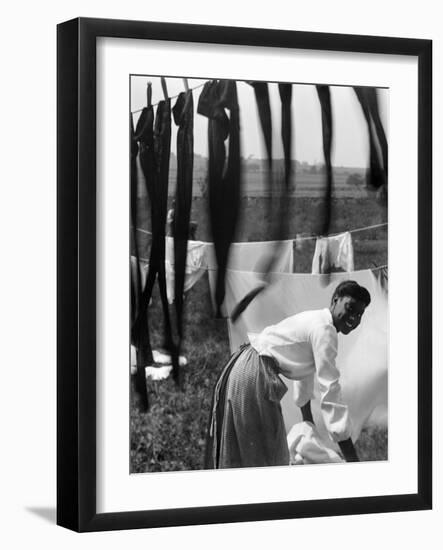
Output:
[
  {"left": 292, "top": 374, "right": 314, "bottom": 407},
  {"left": 310, "top": 324, "right": 352, "bottom": 442}
]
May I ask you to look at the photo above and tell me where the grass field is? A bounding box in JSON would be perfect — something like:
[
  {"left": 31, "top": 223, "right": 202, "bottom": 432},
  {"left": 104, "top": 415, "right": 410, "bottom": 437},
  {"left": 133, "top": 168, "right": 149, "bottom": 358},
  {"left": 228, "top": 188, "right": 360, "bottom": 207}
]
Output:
[{"left": 130, "top": 192, "right": 388, "bottom": 473}]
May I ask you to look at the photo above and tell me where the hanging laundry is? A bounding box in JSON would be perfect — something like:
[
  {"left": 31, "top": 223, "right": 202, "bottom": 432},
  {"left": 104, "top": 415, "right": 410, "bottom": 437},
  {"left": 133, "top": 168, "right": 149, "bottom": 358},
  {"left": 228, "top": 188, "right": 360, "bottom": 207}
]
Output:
[
  {"left": 279, "top": 83, "right": 293, "bottom": 195},
  {"left": 172, "top": 90, "right": 194, "bottom": 342},
  {"left": 264, "top": 84, "right": 294, "bottom": 271},
  {"left": 130, "top": 239, "right": 207, "bottom": 304},
  {"left": 130, "top": 114, "right": 143, "bottom": 327},
  {"left": 222, "top": 268, "right": 388, "bottom": 445},
  {"left": 134, "top": 99, "right": 175, "bottom": 367},
  {"left": 134, "top": 105, "right": 155, "bottom": 207},
  {"left": 311, "top": 231, "right": 355, "bottom": 274},
  {"left": 164, "top": 238, "right": 207, "bottom": 303},
  {"left": 372, "top": 264, "right": 388, "bottom": 294},
  {"left": 132, "top": 104, "right": 156, "bottom": 372},
  {"left": 205, "top": 239, "right": 293, "bottom": 273},
  {"left": 316, "top": 85, "right": 334, "bottom": 237},
  {"left": 249, "top": 82, "right": 273, "bottom": 170},
  {"left": 197, "top": 80, "right": 242, "bottom": 318},
  {"left": 277, "top": 82, "right": 294, "bottom": 254},
  {"left": 354, "top": 87, "right": 388, "bottom": 193},
  {"left": 230, "top": 83, "right": 293, "bottom": 321},
  {"left": 130, "top": 109, "right": 154, "bottom": 411},
  {"left": 130, "top": 252, "right": 204, "bottom": 306},
  {"left": 205, "top": 239, "right": 294, "bottom": 316}
]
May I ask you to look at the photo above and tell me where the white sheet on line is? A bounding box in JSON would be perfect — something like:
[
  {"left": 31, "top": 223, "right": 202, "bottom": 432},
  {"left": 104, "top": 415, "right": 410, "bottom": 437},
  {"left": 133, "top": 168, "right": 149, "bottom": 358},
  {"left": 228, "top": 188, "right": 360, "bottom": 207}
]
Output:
[
  {"left": 164, "top": 237, "right": 207, "bottom": 303},
  {"left": 222, "top": 268, "right": 388, "bottom": 446},
  {"left": 206, "top": 239, "right": 294, "bottom": 314},
  {"left": 130, "top": 237, "right": 207, "bottom": 304}
]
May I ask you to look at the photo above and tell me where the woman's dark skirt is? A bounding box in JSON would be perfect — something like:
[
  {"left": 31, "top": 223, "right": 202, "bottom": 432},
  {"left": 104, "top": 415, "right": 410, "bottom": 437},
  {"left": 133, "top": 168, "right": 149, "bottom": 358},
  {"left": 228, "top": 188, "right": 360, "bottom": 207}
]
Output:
[{"left": 205, "top": 344, "right": 289, "bottom": 469}]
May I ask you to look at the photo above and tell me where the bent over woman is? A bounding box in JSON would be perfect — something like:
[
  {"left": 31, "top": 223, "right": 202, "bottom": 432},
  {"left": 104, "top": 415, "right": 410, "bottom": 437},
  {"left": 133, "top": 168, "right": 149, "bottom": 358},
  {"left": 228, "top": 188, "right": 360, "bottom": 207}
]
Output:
[{"left": 205, "top": 280, "right": 371, "bottom": 469}]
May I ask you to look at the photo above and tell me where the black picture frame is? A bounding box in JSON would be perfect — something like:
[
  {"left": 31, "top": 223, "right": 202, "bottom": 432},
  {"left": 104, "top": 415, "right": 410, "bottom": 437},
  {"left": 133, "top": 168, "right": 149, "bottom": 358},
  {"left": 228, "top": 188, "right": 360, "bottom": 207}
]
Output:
[{"left": 57, "top": 17, "right": 432, "bottom": 532}]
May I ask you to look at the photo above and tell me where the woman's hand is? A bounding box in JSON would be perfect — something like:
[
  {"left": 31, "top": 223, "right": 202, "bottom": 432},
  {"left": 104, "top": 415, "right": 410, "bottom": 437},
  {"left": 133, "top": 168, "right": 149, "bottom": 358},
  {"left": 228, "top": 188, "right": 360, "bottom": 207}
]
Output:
[{"left": 338, "top": 438, "right": 360, "bottom": 462}]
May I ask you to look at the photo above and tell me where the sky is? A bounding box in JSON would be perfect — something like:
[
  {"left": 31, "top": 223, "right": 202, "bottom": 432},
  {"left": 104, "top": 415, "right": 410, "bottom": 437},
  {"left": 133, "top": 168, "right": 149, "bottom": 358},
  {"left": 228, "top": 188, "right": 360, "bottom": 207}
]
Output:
[{"left": 130, "top": 75, "right": 388, "bottom": 168}]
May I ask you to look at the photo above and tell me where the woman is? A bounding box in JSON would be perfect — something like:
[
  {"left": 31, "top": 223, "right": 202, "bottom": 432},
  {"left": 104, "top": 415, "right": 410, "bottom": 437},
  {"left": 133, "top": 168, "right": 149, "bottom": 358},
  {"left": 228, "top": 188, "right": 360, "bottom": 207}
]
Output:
[{"left": 205, "top": 280, "right": 371, "bottom": 469}]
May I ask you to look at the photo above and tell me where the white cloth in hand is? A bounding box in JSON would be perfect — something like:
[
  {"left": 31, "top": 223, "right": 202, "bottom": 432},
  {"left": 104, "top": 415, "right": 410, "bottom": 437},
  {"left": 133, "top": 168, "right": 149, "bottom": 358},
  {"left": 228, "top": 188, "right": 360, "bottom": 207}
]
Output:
[{"left": 287, "top": 421, "right": 343, "bottom": 465}]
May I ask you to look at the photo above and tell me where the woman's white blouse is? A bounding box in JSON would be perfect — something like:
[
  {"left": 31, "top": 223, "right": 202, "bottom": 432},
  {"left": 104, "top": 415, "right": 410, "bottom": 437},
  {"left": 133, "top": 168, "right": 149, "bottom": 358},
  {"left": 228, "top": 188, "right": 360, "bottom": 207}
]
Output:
[{"left": 249, "top": 308, "right": 351, "bottom": 442}]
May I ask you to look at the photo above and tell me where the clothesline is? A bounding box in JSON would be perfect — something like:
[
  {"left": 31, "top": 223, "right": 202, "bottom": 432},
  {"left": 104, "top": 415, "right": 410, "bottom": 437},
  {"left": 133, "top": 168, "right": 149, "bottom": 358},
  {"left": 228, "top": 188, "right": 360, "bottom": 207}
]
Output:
[
  {"left": 131, "top": 82, "right": 206, "bottom": 114},
  {"left": 135, "top": 222, "right": 388, "bottom": 241},
  {"left": 347, "top": 222, "right": 387, "bottom": 235},
  {"left": 133, "top": 255, "right": 387, "bottom": 272},
  {"left": 295, "top": 222, "right": 387, "bottom": 241},
  {"left": 206, "top": 264, "right": 388, "bottom": 273}
]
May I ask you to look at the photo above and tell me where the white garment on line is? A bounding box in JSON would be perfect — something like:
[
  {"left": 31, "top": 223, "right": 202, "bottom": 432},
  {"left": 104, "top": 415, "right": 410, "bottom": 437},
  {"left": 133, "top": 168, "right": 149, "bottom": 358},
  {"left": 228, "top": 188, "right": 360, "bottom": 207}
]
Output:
[
  {"left": 164, "top": 237, "right": 207, "bottom": 303},
  {"left": 132, "top": 239, "right": 293, "bottom": 310},
  {"left": 130, "top": 238, "right": 207, "bottom": 305},
  {"left": 223, "top": 268, "right": 388, "bottom": 445},
  {"left": 206, "top": 239, "right": 294, "bottom": 315},
  {"left": 205, "top": 239, "right": 294, "bottom": 273},
  {"left": 287, "top": 421, "right": 343, "bottom": 465},
  {"left": 312, "top": 231, "right": 354, "bottom": 274}
]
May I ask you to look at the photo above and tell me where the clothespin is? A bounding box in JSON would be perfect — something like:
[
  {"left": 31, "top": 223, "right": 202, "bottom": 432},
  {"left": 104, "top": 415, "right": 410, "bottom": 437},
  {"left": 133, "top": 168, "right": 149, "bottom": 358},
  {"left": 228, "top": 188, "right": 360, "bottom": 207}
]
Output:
[
  {"left": 161, "top": 77, "right": 169, "bottom": 101},
  {"left": 182, "top": 78, "right": 189, "bottom": 92},
  {"left": 146, "top": 81, "right": 152, "bottom": 107}
]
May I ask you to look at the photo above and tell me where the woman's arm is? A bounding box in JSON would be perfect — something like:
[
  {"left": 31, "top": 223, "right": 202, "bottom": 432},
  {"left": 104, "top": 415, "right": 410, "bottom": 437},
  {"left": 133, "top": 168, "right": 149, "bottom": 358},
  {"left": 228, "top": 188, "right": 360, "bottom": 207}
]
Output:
[
  {"left": 338, "top": 438, "right": 359, "bottom": 462},
  {"left": 301, "top": 402, "right": 359, "bottom": 462},
  {"left": 310, "top": 324, "right": 353, "bottom": 442},
  {"left": 300, "top": 400, "right": 314, "bottom": 424}
]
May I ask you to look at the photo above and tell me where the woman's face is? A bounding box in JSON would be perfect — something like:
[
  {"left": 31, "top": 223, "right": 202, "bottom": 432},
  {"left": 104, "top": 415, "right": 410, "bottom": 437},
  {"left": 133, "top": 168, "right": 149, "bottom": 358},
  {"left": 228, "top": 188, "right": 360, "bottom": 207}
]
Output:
[{"left": 331, "top": 295, "right": 367, "bottom": 334}]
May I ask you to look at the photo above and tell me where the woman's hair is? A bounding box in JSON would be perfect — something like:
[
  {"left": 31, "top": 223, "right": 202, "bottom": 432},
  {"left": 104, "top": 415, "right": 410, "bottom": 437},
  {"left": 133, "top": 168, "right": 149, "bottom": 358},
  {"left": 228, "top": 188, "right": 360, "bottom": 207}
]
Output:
[{"left": 331, "top": 280, "right": 371, "bottom": 307}]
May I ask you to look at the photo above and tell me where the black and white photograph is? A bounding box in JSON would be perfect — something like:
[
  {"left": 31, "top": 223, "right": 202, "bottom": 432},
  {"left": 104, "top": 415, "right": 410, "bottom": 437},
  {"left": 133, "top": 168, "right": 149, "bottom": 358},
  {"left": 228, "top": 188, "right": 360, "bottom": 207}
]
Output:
[
  {"left": 129, "top": 75, "right": 389, "bottom": 473},
  {"left": 0, "top": 0, "right": 438, "bottom": 544}
]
